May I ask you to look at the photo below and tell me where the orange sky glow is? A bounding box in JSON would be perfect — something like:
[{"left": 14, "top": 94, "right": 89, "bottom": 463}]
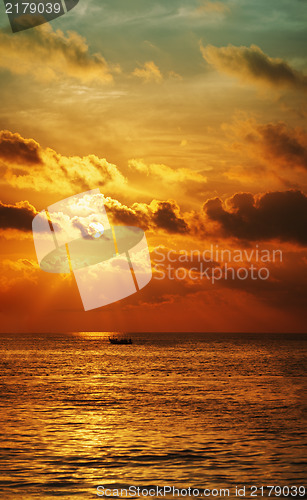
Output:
[{"left": 0, "top": 1, "right": 306, "bottom": 333}]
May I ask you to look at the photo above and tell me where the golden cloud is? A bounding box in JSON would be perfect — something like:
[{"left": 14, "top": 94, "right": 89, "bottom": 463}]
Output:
[
  {"left": 132, "top": 61, "right": 163, "bottom": 83},
  {"left": 0, "top": 131, "right": 208, "bottom": 203},
  {"left": 128, "top": 158, "right": 207, "bottom": 186},
  {"left": 0, "top": 25, "right": 113, "bottom": 83},
  {"left": 0, "top": 130, "right": 127, "bottom": 194}
]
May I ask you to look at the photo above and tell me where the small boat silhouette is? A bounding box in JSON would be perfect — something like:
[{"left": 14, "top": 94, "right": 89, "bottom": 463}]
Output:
[{"left": 109, "top": 336, "right": 133, "bottom": 345}]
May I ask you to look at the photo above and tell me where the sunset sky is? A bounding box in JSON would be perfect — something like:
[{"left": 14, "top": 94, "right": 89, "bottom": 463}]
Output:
[{"left": 0, "top": 0, "right": 306, "bottom": 333}]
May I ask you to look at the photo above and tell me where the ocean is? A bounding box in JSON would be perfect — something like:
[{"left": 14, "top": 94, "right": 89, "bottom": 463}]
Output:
[{"left": 0, "top": 332, "right": 306, "bottom": 499}]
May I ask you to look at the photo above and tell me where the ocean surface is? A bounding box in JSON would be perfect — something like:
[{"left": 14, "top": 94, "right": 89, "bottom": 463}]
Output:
[{"left": 0, "top": 332, "right": 306, "bottom": 499}]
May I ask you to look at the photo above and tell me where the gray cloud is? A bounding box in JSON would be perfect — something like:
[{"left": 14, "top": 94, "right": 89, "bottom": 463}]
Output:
[
  {"left": 0, "top": 130, "right": 42, "bottom": 165},
  {"left": 204, "top": 190, "right": 307, "bottom": 245},
  {"left": 252, "top": 122, "right": 307, "bottom": 170},
  {"left": 0, "top": 200, "right": 37, "bottom": 231},
  {"left": 201, "top": 43, "right": 307, "bottom": 91}
]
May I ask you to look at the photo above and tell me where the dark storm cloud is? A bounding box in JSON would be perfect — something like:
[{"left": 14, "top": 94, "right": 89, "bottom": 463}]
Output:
[
  {"left": 105, "top": 198, "right": 149, "bottom": 229},
  {"left": 152, "top": 201, "right": 189, "bottom": 234},
  {"left": 201, "top": 44, "right": 307, "bottom": 91},
  {"left": 0, "top": 200, "right": 37, "bottom": 231},
  {"left": 0, "top": 130, "right": 42, "bottom": 165},
  {"left": 204, "top": 190, "right": 307, "bottom": 245},
  {"left": 252, "top": 122, "right": 307, "bottom": 170},
  {"left": 105, "top": 198, "right": 189, "bottom": 234}
]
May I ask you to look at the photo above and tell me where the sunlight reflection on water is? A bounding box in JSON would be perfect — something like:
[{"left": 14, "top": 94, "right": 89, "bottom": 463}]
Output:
[{"left": 0, "top": 332, "right": 306, "bottom": 499}]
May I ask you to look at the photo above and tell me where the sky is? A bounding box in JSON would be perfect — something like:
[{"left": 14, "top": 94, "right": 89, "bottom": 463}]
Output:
[{"left": 0, "top": 0, "right": 306, "bottom": 333}]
